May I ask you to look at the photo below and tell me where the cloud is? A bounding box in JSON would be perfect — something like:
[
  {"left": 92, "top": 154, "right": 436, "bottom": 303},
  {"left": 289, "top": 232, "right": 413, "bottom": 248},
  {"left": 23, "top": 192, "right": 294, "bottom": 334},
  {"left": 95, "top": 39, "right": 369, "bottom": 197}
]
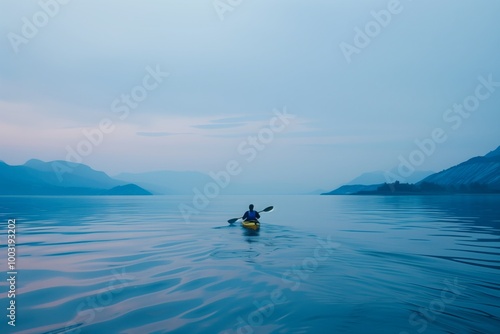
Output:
[
  {"left": 192, "top": 123, "right": 245, "bottom": 130},
  {"left": 136, "top": 131, "right": 177, "bottom": 137},
  {"left": 210, "top": 115, "right": 269, "bottom": 123},
  {"left": 192, "top": 113, "right": 290, "bottom": 131}
]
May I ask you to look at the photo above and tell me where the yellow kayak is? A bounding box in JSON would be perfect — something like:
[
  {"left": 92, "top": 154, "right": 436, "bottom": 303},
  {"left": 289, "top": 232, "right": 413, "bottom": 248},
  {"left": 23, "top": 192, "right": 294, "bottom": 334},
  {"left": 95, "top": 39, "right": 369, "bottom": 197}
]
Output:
[{"left": 241, "top": 220, "right": 260, "bottom": 230}]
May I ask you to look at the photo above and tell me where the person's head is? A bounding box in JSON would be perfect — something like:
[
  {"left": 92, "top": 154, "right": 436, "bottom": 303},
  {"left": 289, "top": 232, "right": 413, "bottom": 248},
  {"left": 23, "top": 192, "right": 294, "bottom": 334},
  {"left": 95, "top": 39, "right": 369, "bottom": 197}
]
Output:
[{"left": 249, "top": 204, "right": 254, "bottom": 211}]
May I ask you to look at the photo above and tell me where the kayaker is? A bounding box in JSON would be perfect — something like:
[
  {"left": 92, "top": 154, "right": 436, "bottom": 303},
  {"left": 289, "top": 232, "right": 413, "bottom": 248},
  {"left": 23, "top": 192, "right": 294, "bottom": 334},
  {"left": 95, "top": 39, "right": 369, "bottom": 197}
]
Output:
[{"left": 243, "top": 204, "right": 260, "bottom": 221}]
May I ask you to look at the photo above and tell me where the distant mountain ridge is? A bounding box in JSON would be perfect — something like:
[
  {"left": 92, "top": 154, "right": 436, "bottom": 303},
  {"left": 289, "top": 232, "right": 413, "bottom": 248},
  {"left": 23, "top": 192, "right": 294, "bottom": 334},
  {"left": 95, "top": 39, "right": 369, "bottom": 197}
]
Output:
[
  {"left": 419, "top": 146, "right": 500, "bottom": 190},
  {"left": 323, "top": 145, "right": 500, "bottom": 195},
  {"left": 115, "top": 170, "right": 212, "bottom": 195},
  {"left": 485, "top": 146, "right": 500, "bottom": 158},
  {"left": 322, "top": 169, "right": 433, "bottom": 195},
  {"left": 323, "top": 184, "right": 381, "bottom": 195},
  {"left": 0, "top": 160, "right": 151, "bottom": 195},
  {"left": 1, "top": 159, "right": 314, "bottom": 196},
  {"left": 347, "top": 170, "right": 434, "bottom": 185},
  {"left": 25, "top": 159, "right": 123, "bottom": 189},
  {"left": 116, "top": 171, "right": 315, "bottom": 195}
]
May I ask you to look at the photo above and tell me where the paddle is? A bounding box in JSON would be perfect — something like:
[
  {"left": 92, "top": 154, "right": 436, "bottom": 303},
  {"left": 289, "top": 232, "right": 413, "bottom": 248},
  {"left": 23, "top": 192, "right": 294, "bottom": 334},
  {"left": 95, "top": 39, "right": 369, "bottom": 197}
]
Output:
[{"left": 227, "top": 206, "right": 274, "bottom": 224}]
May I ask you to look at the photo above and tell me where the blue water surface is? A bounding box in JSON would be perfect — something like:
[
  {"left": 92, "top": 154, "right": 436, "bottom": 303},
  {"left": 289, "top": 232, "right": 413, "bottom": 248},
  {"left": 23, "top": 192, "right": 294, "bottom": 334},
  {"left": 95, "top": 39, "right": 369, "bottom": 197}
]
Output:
[{"left": 0, "top": 195, "right": 499, "bottom": 333}]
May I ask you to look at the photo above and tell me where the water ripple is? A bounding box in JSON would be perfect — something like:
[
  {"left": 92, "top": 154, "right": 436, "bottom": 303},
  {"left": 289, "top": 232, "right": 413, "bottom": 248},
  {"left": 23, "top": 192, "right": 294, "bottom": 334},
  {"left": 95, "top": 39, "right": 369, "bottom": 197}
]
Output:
[{"left": 1, "top": 195, "right": 499, "bottom": 333}]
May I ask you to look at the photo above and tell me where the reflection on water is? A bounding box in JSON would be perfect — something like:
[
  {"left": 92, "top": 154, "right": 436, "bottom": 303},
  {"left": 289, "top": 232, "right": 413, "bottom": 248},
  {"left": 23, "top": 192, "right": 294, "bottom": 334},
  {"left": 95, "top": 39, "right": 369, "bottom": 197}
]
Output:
[
  {"left": 242, "top": 228, "right": 260, "bottom": 239},
  {"left": 0, "top": 195, "right": 498, "bottom": 333}
]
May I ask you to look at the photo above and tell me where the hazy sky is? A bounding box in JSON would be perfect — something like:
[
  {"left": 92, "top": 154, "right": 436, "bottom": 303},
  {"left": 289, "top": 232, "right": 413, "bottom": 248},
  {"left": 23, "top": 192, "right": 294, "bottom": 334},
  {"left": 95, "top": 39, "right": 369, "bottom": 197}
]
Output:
[{"left": 1, "top": 0, "right": 499, "bottom": 191}]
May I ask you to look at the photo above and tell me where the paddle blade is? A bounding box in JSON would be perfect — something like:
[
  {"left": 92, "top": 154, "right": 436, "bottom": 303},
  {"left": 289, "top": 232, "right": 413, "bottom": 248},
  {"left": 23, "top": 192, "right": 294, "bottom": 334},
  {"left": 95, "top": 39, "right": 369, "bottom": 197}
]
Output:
[
  {"left": 261, "top": 206, "right": 274, "bottom": 213},
  {"left": 227, "top": 218, "right": 240, "bottom": 224}
]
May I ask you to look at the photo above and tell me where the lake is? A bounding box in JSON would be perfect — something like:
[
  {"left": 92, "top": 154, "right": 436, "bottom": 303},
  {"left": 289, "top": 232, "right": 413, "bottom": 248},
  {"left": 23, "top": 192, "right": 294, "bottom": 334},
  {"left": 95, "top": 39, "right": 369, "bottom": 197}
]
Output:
[{"left": 0, "top": 195, "right": 499, "bottom": 333}]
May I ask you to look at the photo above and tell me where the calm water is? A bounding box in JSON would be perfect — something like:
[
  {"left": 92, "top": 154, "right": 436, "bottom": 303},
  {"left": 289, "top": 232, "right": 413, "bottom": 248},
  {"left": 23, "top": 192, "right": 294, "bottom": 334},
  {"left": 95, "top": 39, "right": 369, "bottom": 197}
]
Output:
[{"left": 0, "top": 195, "right": 499, "bottom": 334}]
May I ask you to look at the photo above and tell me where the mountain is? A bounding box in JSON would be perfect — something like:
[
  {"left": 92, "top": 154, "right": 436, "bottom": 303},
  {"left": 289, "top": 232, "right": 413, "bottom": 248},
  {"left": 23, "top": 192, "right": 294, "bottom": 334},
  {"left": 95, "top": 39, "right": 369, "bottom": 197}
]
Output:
[
  {"left": 322, "top": 169, "right": 434, "bottom": 195},
  {"left": 322, "top": 184, "right": 381, "bottom": 195},
  {"left": 115, "top": 170, "right": 213, "bottom": 195},
  {"left": 104, "top": 184, "right": 152, "bottom": 195},
  {"left": 347, "top": 170, "right": 434, "bottom": 185},
  {"left": 419, "top": 146, "right": 500, "bottom": 190},
  {"left": 485, "top": 146, "right": 500, "bottom": 158},
  {"left": 25, "top": 159, "right": 123, "bottom": 189},
  {"left": 322, "top": 145, "right": 500, "bottom": 195},
  {"left": 115, "top": 171, "right": 315, "bottom": 195},
  {"left": 0, "top": 160, "right": 151, "bottom": 195}
]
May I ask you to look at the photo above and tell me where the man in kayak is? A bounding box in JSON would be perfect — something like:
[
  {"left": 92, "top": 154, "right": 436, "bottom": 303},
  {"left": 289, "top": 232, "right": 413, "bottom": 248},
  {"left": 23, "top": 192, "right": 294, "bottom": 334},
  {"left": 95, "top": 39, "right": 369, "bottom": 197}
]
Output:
[{"left": 242, "top": 204, "right": 260, "bottom": 221}]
